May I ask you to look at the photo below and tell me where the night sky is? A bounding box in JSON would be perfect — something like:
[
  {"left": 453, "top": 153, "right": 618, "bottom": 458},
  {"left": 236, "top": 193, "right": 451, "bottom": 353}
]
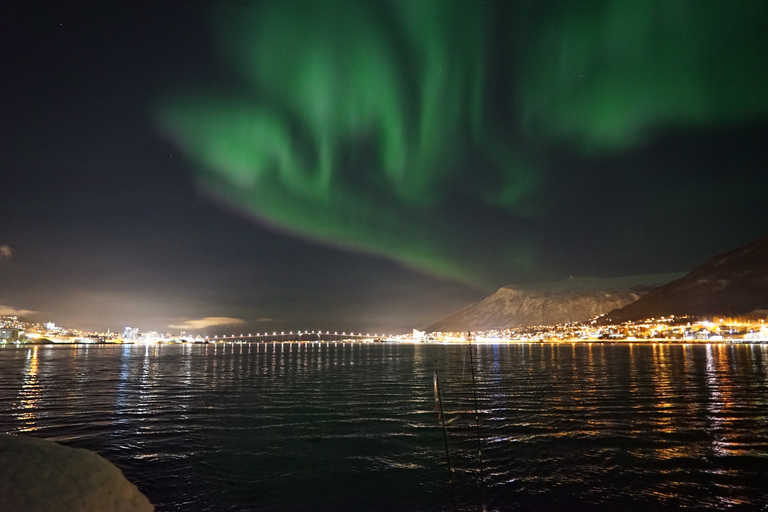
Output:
[{"left": 2, "top": 0, "right": 767, "bottom": 335}]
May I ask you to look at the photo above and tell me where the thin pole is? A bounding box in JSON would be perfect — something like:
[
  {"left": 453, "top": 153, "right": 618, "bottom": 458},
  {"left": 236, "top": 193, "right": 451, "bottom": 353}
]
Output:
[
  {"left": 468, "top": 333, "right": 487, "bottom": 512},
  {"left": 434, "top": 361, "right": 458, "bottom": 512}
]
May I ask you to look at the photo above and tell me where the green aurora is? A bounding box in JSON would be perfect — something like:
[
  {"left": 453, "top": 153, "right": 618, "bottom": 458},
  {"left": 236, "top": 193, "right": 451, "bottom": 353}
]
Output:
[{"left": 159, "top": 0, "right": 768, "bottom": 290}]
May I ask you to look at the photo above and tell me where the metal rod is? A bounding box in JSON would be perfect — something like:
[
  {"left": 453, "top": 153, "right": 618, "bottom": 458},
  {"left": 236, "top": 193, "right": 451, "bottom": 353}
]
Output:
[{"left": 434, "top": 360, "right": 458, "bottom": 512}]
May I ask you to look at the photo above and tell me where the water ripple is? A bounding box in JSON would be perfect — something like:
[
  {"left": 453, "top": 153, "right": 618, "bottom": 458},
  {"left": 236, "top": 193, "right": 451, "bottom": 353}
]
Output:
[{"left": 1, "top": 342, "right": 768, "bottom": 511}]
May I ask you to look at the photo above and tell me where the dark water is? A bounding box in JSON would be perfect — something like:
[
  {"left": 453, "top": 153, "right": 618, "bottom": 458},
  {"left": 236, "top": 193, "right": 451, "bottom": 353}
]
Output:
[{"left": 1, "top": 342, "right": 768, "bottom": 511}]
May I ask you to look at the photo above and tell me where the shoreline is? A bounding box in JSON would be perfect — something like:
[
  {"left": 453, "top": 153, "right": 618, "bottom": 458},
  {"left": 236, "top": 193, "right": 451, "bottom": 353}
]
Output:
[{"left": 2, "top": 338, "right": 767, "bottom": 347}]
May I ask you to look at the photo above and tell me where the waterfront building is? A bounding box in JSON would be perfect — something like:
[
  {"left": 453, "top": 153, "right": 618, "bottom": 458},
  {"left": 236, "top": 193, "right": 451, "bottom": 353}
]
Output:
[{"left": 0, "top": 328, "right": 20, "bottom": 342}]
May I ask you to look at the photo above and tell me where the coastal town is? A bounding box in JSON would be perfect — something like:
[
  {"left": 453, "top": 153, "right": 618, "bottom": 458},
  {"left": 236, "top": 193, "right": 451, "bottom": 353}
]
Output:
[
  {"left": 2, "top": 313, "right": 767, "bottom": 345},
  {"left": 425, "top": 314, "right": 768, "bottom": 343}
]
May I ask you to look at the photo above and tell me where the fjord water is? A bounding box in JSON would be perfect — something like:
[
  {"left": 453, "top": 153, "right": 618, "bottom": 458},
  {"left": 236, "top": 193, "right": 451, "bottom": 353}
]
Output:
[{"left": 1, "top": 342, "right": 767, "bottom": 511}]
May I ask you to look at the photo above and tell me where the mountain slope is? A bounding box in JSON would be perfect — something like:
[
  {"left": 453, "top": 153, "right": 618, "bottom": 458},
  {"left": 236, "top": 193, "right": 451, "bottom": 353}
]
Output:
[
  {"left": 426, "top": 274, "right": 682, "bottom": 332},
  {"left": 605, "top": 233, "right": 768, "bottom": 323}
]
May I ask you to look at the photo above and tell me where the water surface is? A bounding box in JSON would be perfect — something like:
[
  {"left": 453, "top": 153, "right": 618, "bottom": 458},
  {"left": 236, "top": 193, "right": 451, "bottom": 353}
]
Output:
[{"left": 1, "top": 342, "right": 767, "bottom": 511}]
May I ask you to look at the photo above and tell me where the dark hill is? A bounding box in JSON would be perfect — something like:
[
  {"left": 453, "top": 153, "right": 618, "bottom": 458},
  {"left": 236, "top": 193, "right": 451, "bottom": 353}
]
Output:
[{"left": 605, "top": 233, "right": 768, "bottom": 323}]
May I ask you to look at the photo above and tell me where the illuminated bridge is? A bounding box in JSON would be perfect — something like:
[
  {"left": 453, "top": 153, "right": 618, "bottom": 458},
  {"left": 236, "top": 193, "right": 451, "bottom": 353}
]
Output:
[{"left": 205, "top": 331, "right": 396, "bottom": 343}]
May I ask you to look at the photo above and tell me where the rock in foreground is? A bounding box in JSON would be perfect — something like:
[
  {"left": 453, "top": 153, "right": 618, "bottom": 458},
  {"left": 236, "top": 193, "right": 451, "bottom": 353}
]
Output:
[{"left": 0, "top": 434, "right": 154, "bottom": 512}]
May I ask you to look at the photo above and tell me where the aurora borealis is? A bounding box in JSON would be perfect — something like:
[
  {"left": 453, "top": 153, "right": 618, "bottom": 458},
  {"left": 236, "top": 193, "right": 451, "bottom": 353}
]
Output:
[
  {"left": 2, "top": 0, "right": 768, "bottom": 333},
  {"left": 160, "top": 0, "right": 768, "bottom": 289},
  {"left": 159, "top": 0, "right": 528, "bottom": 288}
]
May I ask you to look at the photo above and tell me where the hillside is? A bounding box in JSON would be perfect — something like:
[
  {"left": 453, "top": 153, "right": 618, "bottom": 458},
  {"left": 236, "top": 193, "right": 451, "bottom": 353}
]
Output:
[
  {"left": 426, "top": 274, "right": 682, "bottom": 332},
  {"left": 605, "top": 233, "right": 768, "bottom": 323}
]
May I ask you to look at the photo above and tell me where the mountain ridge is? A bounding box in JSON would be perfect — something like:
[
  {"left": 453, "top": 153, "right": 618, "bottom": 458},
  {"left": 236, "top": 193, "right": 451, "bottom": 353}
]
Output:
[
  {"left": 426, "top": 273, "right": 682, "bottom": 332},
  {"left": 604, "top": 233, "right": 768, "bottom": 323}
]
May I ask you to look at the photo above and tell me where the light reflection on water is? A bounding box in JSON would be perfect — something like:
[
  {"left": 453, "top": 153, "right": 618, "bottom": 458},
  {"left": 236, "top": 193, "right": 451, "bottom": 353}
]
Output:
[
  {"left": 0, "top": 342, "right": 767, "bottom": 511},
  {"left": 13, "top": 346, "right": 40, "bottom": 429}
]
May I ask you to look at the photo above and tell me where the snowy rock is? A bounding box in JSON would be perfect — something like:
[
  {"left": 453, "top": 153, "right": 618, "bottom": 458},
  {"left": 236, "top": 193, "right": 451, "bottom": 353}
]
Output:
[{"left": 0, "top": 434, "right": 154, "bottom": 512}]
